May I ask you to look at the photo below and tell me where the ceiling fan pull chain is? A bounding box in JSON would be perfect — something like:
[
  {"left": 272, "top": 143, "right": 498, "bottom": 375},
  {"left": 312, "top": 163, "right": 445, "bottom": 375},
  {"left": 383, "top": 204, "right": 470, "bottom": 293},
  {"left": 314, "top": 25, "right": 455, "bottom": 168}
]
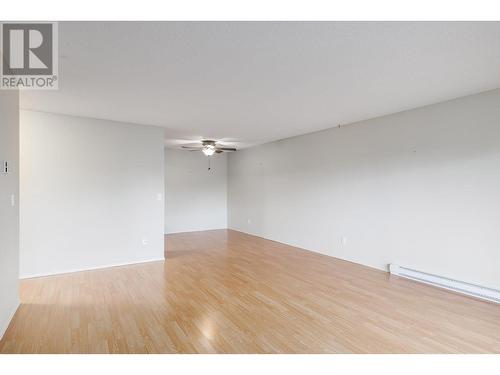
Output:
[{"left": 208, "top": 156, "right": 211, "bottom": 171}]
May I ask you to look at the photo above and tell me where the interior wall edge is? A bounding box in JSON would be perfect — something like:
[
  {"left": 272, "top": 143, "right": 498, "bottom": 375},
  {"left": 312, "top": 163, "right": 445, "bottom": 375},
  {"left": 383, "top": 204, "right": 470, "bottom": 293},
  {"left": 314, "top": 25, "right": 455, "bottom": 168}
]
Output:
[
  {"left": 0, "top": 301, "right": 19, "bottom": 341},
  {"left": 19, "top": 257, "right": 166, "bottom": 280}
]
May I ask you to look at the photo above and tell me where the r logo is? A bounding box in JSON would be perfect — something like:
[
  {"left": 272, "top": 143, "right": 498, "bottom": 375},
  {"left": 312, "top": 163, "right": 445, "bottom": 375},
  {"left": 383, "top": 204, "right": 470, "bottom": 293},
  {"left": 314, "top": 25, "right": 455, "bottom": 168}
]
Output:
[{"left": 2, "top": 23, "right": 53, "bottom": 76}]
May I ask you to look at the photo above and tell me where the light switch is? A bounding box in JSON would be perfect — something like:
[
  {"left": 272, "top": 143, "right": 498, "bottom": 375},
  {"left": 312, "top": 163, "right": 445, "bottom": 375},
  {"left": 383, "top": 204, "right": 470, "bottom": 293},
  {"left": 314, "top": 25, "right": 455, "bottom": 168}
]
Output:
[{"left": 2, "top": 161, "right": 10, "bottom": 174}]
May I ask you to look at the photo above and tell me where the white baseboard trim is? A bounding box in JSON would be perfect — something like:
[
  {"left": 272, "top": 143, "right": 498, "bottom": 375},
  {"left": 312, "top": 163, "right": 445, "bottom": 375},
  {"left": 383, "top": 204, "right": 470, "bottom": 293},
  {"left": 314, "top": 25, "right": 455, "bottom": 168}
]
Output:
[
  {"left": 228, "top": 227, "right": 388, "bottom": 273},
  {"left": 20, "top": 257, "right": 165, "bottom": 280},
  {"left": 389, "top": 264, "right": 500, "bottom": 304},
  {"left": 165, "top": 227, "right": 228, "bottom": 235},
  {"left": 0, "top": 300, "right": 20, "bottom": 340}
]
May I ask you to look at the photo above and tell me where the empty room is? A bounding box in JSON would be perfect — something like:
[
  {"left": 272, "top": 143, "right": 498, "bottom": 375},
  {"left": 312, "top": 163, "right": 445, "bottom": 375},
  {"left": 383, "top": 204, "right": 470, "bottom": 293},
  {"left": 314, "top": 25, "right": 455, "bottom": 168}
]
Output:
[{"left": 1, "top": 8, "right": 500, "bottom": 371}]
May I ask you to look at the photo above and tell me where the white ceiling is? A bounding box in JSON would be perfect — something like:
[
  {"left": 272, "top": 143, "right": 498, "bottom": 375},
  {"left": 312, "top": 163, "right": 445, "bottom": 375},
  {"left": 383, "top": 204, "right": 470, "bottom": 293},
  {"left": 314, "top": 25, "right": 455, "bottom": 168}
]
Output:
[{"left": 20, "top": 22, "right": 500, "bottom": 148}]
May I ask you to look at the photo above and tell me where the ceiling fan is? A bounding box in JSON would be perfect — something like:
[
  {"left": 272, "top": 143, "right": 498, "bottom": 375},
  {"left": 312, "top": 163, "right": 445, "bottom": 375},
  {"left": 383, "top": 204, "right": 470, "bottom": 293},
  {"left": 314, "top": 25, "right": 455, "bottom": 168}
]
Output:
[{"left": 181, "top": 140, "right": 237, "bottom": 156}]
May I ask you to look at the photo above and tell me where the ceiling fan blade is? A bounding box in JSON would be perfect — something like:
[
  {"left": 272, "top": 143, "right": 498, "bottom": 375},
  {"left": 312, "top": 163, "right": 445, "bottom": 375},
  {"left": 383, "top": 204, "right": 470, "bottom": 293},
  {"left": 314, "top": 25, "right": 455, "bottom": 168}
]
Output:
[
  {"left": 181, "top": 146, "right": 203, "bottom": 149},
  {"left": 216, "top": 147, "right": 237, "bottom": 151},
  {"left": 181, "top": 143, "right": 203, "bottom": 148}
]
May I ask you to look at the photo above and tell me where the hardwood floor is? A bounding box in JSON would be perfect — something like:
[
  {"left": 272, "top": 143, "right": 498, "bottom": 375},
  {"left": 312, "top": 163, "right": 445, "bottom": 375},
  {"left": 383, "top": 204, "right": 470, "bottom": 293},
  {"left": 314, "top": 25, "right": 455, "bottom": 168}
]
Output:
[{"left": 1, "top": 229, "right": 500, "bottom": 353}]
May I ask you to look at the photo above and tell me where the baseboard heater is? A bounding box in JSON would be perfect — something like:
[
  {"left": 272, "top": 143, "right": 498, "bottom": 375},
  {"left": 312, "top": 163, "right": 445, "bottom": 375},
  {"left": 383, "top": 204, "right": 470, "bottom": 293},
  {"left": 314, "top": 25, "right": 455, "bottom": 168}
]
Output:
[{"left": 389, "top": 264, "right": 500, "bottom": 304}]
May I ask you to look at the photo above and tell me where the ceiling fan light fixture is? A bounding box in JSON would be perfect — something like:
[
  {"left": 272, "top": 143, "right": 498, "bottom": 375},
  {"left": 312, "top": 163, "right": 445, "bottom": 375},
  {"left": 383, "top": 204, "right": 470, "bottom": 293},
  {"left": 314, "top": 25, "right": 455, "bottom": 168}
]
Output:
[{"left": 202, "top": 145, "right": 216, "bottom": 156}]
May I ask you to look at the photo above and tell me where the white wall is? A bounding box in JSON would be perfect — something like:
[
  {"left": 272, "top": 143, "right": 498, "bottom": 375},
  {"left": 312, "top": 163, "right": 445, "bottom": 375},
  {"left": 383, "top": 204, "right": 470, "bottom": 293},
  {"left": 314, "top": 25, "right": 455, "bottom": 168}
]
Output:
[
  {"left": 0, "top": 91, "right": 20, "bottom": 339},
  {"left": 165, "top": 148, "right": 227, "bottom": 234},
  {"left": 228, "top": 89, "right": 500, "bottom": 290},
  {"left": 20, "top": 111, "right": 165, "bottom": 278}
]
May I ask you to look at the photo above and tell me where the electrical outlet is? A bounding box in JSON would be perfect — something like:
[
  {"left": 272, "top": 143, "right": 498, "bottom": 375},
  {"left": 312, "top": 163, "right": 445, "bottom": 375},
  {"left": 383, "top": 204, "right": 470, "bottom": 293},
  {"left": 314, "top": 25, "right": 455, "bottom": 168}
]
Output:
[
  {"left": 247, "top": 218, "right": 251, "bottom": 225},
  {"left": 341, "top": 236, "right": 347, "bottom": 246}
]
